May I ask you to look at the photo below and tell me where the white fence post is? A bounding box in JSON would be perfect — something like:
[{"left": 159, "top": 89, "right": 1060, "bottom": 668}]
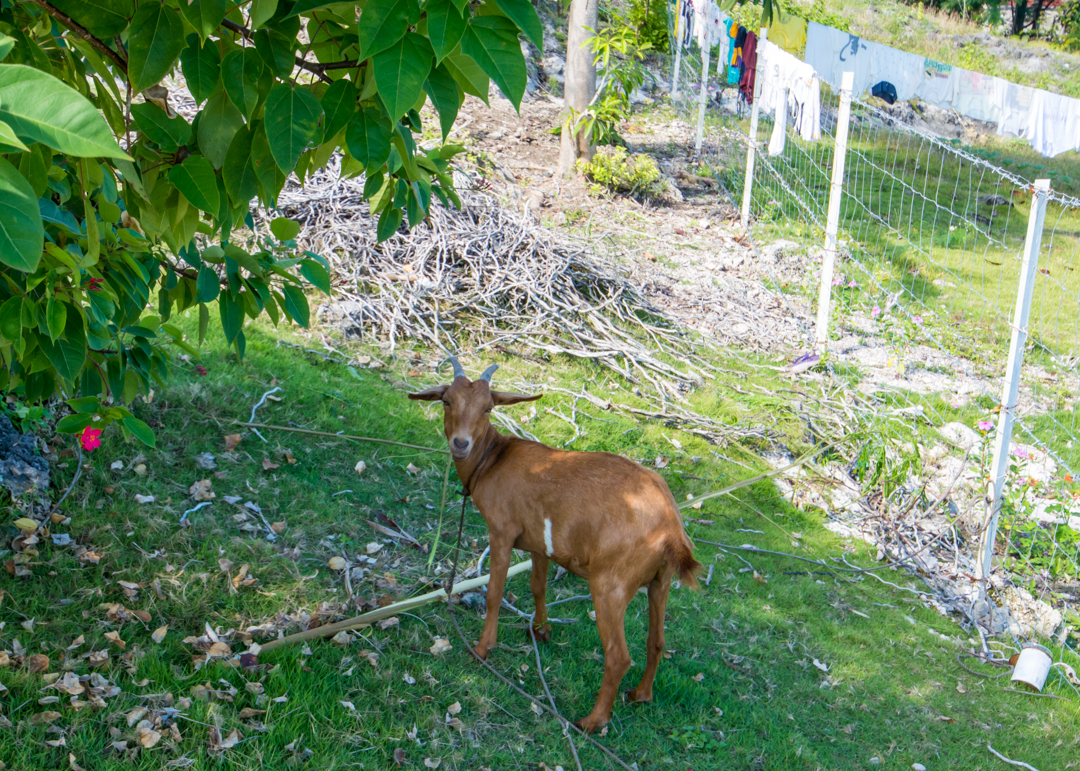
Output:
[
  {"left": 815, "top": 70, "right": 855, "bottom": 354},
  {"left": 695, "top": 46, "right": 711, "bottom": 153},
  {"left": 977, "top": 178, "right": 1051, "bottom": 582},
  {"left": 739, "top": 28, "right": 768, "bottom": 229},
  {"left": 672, "top": 0, "right": 683, "bottom": 97}
]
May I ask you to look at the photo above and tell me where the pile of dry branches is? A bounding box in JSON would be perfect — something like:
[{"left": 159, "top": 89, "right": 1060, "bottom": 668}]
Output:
[{"left": 254, "top": 157, "right": 712, "bottom": 399}]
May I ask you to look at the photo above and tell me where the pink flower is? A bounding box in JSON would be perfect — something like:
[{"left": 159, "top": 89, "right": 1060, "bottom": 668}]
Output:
[
  {"left": 79, "top": 426, "right": 102, "bottom": 452},
  {"left": 847, "top": 280, "right": 858, "bottom": 288},
  {"left": 871, "top": 306, "right": 882, "bottom": 318},
  {"left": 195, "top": 365, "right": 208, "bottom": 377},
  {"left": 832, "top": 275, "right": 843, "bottom": 286},
  {"left": 913, "top": 316, "right": 923, "bottom": 325},
  {"left": 83, "top": 277, "right": 103, "bottom": 292},
  {"left": 977, "top": 420, "right": 994, "bottom": 432},
  {"left": 1012, "top": 447, "right": 1028, "bottom": 459}
]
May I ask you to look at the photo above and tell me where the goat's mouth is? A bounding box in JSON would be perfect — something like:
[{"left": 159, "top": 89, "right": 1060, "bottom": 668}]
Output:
[{"left": 451, "top": 449, "right": 471, "bottom": 461}]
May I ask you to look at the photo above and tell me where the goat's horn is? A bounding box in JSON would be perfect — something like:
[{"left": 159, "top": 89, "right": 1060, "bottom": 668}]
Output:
[
  {"left": 479, "top": 364, "right": 498, "bottom": 382},
  {"left": 447, "top": 355, "right": 466, "bottom": 379}
]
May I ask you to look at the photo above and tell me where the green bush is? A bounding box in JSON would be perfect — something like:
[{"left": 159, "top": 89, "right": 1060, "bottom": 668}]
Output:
[
  {"left": 627, "top": 0, "right": 669, "bottom": 53},
  {"left": 0, "top": 0, "right": 537, "bottom": 450},
  {"left": 577, "top": 146, "right": 665, "bottom": 198}
]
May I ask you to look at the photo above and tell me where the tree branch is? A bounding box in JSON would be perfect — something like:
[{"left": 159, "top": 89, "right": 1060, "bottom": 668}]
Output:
[
  {"left": 24, "top": 0, "right": 128, "bottom": 73},
  {"left": 220, "top": 19, "right": 357, "bottom": 84}
]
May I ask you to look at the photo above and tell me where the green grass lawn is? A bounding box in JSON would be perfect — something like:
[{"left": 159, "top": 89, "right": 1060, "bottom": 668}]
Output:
[{"left": 3, "top": 311, "right": 1079, "bottom": 770}]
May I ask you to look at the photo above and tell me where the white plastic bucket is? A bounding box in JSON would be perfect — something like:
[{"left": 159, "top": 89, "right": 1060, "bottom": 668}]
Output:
[{"left": 1011, "top": 642, "right": 1053, "bottom": 692}]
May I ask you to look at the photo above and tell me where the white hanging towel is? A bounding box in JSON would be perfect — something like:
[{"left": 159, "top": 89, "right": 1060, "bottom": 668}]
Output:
[
  {"left": 865, "top": 41, "right": 925, "bottom": 102},
  {"left": 914, "top": 58, "right": 957, "bottom": 108},
  {"left": 951, "top": 69, "right": 1005, "bottom": 124},
  {"left": 803, "top": 21, "right": 873, "bottom": 97},
  {"left": 760, "top": 39, "right": 821, "bottom": 155},
  {"left": 1025, "top": 89, "right": 1080, "bottom": 158},
  {"left": 997, "top": 82, "right": 1035, "bottom": 138}
]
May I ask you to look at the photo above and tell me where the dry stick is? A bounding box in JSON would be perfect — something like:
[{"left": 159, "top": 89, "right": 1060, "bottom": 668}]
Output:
[
  {"left": 257, "top": 561, "right": 534, "bottom": 654},
  {"left": 529, "top": 613, "right": 584, "bottom": 771},
  {"left": 233, "top": 421, "right": 449, "bottom": 455},
  {"left": 987, "top": 743, "right": 1043, "bottom": 771},
  {"left": 1001, "top": 687, "right": 1073, "bottom": 702}
]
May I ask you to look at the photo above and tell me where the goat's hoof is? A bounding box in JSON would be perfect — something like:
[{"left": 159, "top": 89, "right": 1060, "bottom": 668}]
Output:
[
  {"left": 573, "top": 716, "right": 607, "bottom": 734},
  {"left": 626, "top": 688, "right": 652, "bottom": 703},
  {"left": 471, "top": 644, "right": 489, "bottom": 661},
  {"left": 526, "top": 623, "right": 552, "bottom": 643}
]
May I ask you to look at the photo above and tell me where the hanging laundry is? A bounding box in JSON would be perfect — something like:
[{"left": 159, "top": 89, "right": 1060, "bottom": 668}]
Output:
[
  {"left": 705, "top": 0, "right": 726, "bottom": 48},
  {"left": 951, "top": 70, "right": 1005, "bottom": 124},
  {"left": 767, "top": 9, "right": 808, "bottom": 57},
  {"left": 738, "top": 30, "right": 759, "bottom": 104},
  {"left": 758, "top": 39, "right": 821, "bottom": 154},
  {"left": 693, "top": 0, "right": 708, "bottom": 49},
  {"left": 803, "top": 21, "right": 874, "bottom": 97},
  {"left": 681, "top": 0, "right": 695, "bottom": 49},
  {"left": 866, "top": 41, "right": 925, "bottom": 102},
  {"left": 997, "top": 82, "right": 1034, "bottom": 138},
  {"left": 1025, "top": 89, "right": 1080, "bottom": 158},
  {"left": 914, "top": 58, "right": 956, "bottom": 108},
  {"left": 729, "top": 23, "right": 745, "bottom": 84}
]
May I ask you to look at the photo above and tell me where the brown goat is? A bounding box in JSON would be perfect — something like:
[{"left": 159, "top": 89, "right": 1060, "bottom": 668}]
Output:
[{"left": 409, "top": 358, "right": 700, "bottom": 732}]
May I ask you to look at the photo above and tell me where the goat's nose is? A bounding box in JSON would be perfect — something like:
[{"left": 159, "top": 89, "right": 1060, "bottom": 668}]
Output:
[{"left": 453, "top": 438, "right": 470, "bottom": 452}]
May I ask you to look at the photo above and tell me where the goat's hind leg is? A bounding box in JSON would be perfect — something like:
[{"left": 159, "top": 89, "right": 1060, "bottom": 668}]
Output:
[
  {"left": 627, "top": 569, "right": 672, "bottom": 704},
  {"left": 575, "top": 580, "right": 631, "bottom": 733},
  {"left": 526, "top": 553, "right": 552, "bottom": 643}
]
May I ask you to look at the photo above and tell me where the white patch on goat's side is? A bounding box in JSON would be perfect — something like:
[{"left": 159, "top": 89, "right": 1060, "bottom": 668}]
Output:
[{"left": 543, "top": 519, "right": 553, "bottom": 557}]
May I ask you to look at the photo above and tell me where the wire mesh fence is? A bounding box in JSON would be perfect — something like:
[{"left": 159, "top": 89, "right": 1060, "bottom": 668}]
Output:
[{"left": 660, "top": 23, "right": 1080, "bottom": 659}]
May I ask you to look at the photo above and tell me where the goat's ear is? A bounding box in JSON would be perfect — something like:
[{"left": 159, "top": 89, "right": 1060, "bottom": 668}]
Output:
[
  {"left": 491, "top": 390, "right": 542, "bottom": 407},
  {"left": 408, "top": 385, "right": 448, "bottom": 401}
]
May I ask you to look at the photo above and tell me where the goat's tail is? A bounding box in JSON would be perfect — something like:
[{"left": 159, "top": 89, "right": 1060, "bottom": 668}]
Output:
[{"left": 664, "top": 533, "right": 703, "bottom": 590}]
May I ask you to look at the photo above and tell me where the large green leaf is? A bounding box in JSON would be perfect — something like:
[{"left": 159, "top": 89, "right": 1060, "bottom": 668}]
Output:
[
  {"left": 444, "top": 51, "right": 490, "bottom": 104},
  {"left": 285, "top": 0, "right": 356, "bottom": 16},
  {"left": 46, "top": 298, "right": 66, "bottom": 342},
  {"left": 221, "top": 47, "right": 265, "bottom": 119},
  {"left": 179, "top": 0, "right": 227, "bottom": 41},
  {"left": 0, "top": 157, "right": 44, "bottom": 272},
  {"left": 196, "top": 266, "right": 220, "bottom": 303},
  {"left": 0, "top": 65, "right": 130, "bottom": 159},
  {"left": 222, "top": 126, "right": 261, "bottom": 205},
  {"left": 345, "top": 106, "right": 392, "bottom": 170},
  {"left": 122, "top": 416, "right": 157, "bottom": 447},
  {"left": 197, "top": 92, "right": 245, "bottom": 169},
  {"left": 180, "top": 35, "right": 221, "bottom": 104},
  {"left": 281, "top": 284, "right": 310, "bottom": 327},
  {"left": 131, "top": 102, "right": 192, "bottom": 149},
  {"left": 357, "top": 0, "right": 412, "bottom": 59},
  {"left": 300, "top": 259, "right": 331, "bottom": 295},
  {"left": 492, "top": 0, "right": 543, "bottom": 50},
  {"left": 461, "top": 17, "right": 526, "bottom": 110},
  {"left": 0, "top": 119, "right": 29, "bottom": 153},
  {"left": 50, "top": 0, "right": 133, "bottom": 39},
  {"left": 0, "top": 33, "right": 14, "bottom": 63},
  {"left": 427, "top": 0, "right": 467, "bottom": 64},
  {"left": 251, "top": 123, "right": 287, "bottom": 201},
  {"left": 0, "top": 297, "right": 21, "bottom": 340},
  {"left": 37, "top": 308, "right": 86, "bottom": 381},
  {"left": 320, "top": 78, "right": 356, "bottom": 142},
  {"left": 255, "top": 29, "right": 295, "bottom": 79},
  {"left": 424, "top": 63, "right": 463, "bottom": 140},
  {"left": 263, "top": 84, "right": 324, "bottom": 173},
  {"left": 168, "top": 155, "right": 220, "bottom": 213},
  {"left": 373, "top": 33, "right": 433, "bottom": 121},
  {"left": 219, "top": 291, "right": 244, "bottom": 343},
  {"left": 251, "top": 0, "right": 279, "bottom": 28},
  {"left": 128, "top": 3, "right": 186, "bottom": 94}
]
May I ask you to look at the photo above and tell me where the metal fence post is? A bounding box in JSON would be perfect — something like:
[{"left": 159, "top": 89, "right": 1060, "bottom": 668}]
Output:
[
  {"left": 978, "top": 178, "right": 1051, "bottom": 582},
  {"left": 672, "top": 0, "right": 683, "bottom": 98},
  {"left": 739, "top": 28, "right": 768, "bottom": 229},
  {"left": 694, "top": 46, "right": 711, "bottom": 153},
  {"left": 815, "top": 70, "right": 854, "bottom": 353}
]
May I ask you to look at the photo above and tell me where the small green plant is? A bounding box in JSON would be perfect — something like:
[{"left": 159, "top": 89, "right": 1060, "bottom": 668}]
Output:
[{"left": 577, "top": 146, "right": 665, "bottom": 199}]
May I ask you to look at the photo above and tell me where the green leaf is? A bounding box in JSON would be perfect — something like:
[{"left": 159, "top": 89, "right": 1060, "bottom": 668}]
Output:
[
  {"left": 281, "top": 284, "right": 310, "bottom": 327},
  {"left": 461, "top": 17, "right": 526, "bottom": 110},
  {"left": 264, "top": 84, "right": 324, "bottom": 173},
  {"left": 320, "top": 78, "right": 356, "bottom": 143},
  {"left": 376, "top": 205, "right": 402, "bottom": 241},
  {"left": 180, "top": 35, "right": 222, "bottom": 104},
  {"left": 49, "top": 0, "right": 133, "bottom": 39},
  {"left": 373, "top": 33, "right": 433, "bottom": 121},
  {"left": 0, "top": 297, "right": 21, "bottom": 341},
  {"left": 0, "top": 33, "right": 14, "bottom": 63},
  {"left": 122, "top": 416, "right": 157, "bottom": 447},
  {"left": 37, "top": 308, "right": 86, "bottom": 381},
  {"left": 56, "top": 414, "right": 94, "bottom": 433},
  {"left": 255, "top": 29, "right": 296, "bottom": 79},
  {"left": 251, "top": 0, "right": 280, "bottom": 28},
  {"left": 219, "top": 291, "right": 244, "bottom": 343},
  {"left": 222, "top": 47, "right": 265, "bottom": 119},
  {"left": 444, "top": 51, "right": 490, "bottom": 103},
  {"left": 0, "top": 119, "right": 29, "bottom": 153},
  {"left": 197, "top": 91, "right": 245, "bottom": 169},
  {"left": 300, "top": 258, "right": 331, "bottom": 294},
  {"left": 251, "top": 122, "right": 287, "bottom": 201},
  {"left": 66, "top": 396, "right": 101, "bottom": 414},
  {"left": 223, "top": 126, "right": 261, "bottom": 206},
  {"left": 424, "top": 64, "right": 463, "bottom": 140},
  {"left": 179, "top": 0, "right": 227, "bottom": 41},
  {"left": 358, "top": 0, "right": 413, "bottom": 59},
  {"left": 345, "top": 107, "right": 393, "bottom": 171},
  {"left": 266, "top": 218, "right": 297, "bottom": 242},
  {"left": 0, "top": 157, "right": 44, "bottom": 272},
  {"left": 128, "top": 3, "right": 186, "bottom": 94},
  {"left": 427, "top": 0, "right": 467, "bottom": 64},
  {"left": 0, "top": 64, "right": 131, "bottom": 159},
  {"left": 46, "top": 298, "right": 66, "bottom": 342},
  {"left": 196, "top": 266, "right": 220, "bottom": 303},
  {"left": 131, "top": 102, "right": 192, "bottom": 149},
  {"left": 492, "top": 0, "right": 543, "bottom": 50},
  {"left": 198, "top": 303, "right": 210, "bottom": 344},
  {"left": 169, "top": 155, "right": 220, "bottom": 213}
]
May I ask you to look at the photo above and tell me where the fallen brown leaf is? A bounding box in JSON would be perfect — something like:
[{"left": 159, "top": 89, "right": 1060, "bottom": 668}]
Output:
[
  {"left": 261, "top": 459, "right": 279, "bottom": 471},
  {"left": 393, "top": 748, "right": 407, "bottom": 766},
  {"left": 27, "top": 653, "right": 50, "bottom": 673},
  {"left": 224, "top": 434, "right": 242, "bottom": 452}
]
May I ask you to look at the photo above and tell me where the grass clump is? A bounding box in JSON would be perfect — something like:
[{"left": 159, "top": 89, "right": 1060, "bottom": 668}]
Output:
[{"left": 578, "top": 146, "right": 667, "bottom": 199}]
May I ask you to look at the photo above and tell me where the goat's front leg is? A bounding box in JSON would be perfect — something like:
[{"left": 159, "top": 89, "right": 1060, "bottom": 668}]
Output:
[
  {"left": 527, "top": 553, "right": 551, "bottom": 643},
  {"left": 473, "top": 536, "right": 513, "bottom": 660}
]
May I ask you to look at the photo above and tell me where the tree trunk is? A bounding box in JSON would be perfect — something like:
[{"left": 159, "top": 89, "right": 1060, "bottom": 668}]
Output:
[{"left": 558, "top": 0, "right": 598, "bottom": 177}]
